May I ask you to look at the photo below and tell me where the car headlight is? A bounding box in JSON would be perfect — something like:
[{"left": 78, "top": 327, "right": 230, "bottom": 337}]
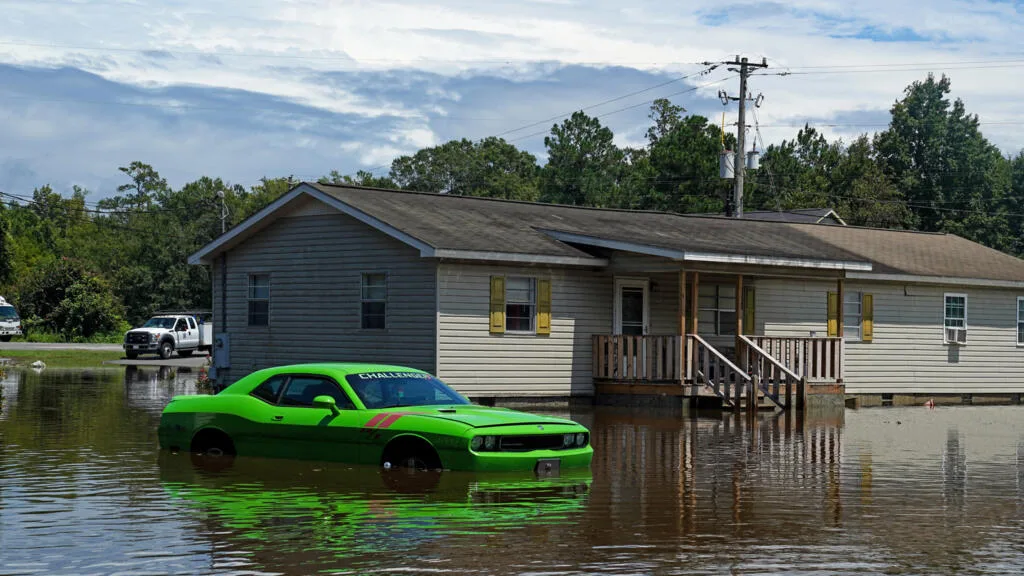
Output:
[
  {"left": 575, "top": 433, "right": 587, "bottom": 447},
  {"left": 471, "top": 436, "right": 484, "bottom": 451},
  {"left": 484, "top": 436, "right": 497, "bottom": 451},
  {"left": 563, "top": 433, "right": 574, "bottom": 448}
]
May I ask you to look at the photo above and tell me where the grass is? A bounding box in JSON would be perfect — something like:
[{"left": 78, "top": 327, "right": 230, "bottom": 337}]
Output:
[
  {"left": 14, "top": 330, "right": 125, "bottom": 344},
  {"left": 0, "top": 349, "right": 124, "bottom": 368}
]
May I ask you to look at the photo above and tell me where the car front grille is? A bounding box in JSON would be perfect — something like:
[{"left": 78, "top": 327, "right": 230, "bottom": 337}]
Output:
[
  {"left": 127, "top": 332, "right": 149, "bottom": 344},
  {"left": 498, "top": 434, "right": 567, "bottom": 452}
]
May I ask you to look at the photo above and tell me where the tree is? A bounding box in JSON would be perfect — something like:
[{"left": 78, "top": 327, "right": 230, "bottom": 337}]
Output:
[
  {"left": 645, "top": 101, "right": 734, "bottom": 213},
  {"left": 541, "top": 112, "right": 624, "bottom": 206},
  {"left": 16, "top": 258, "right": 125, "bottom": 339},
  {"left": 98, "top": 161, "right": 169, "bottom": 211},
  {"left": 874, "top": 74, "right": 1012, "bottom": 249},
  {"left": 830, "top": 136, "right": 911, "bottom": 228},
  {"left": 388, "top": 138, "right": 539, "bottom": 200},
  {"left": 319, "top": 170, "right": 397, "bottom": 189}
]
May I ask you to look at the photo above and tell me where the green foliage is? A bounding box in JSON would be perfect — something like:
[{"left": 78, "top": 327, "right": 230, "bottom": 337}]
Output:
[
  {"left": 388, "top": 137, "right": 540, "bottom": 200},
  {"left": 15, "top": 258, "right": 124, "bottom": 339},
  {"left": 541, "top": 112, "right": 624, "bottom": 206},
  {"left": 874, "top": 74, "right": 1012, "bottom": 248}
]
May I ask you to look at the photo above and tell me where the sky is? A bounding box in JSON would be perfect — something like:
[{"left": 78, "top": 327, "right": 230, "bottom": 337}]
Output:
[{"left": 3, "top": 0, "right": 1024, "bottom": 197}]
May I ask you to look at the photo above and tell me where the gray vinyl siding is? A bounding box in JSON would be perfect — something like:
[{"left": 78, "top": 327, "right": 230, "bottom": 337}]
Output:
[
  {"left": 755, "top": 279, "right": 1024, "bottom": 394},
  {"left": 437, "top": 263, "right": 611, "bottom": 397},
  {"left": 213, "top": 213, "right": 436, "bottom": 384}
]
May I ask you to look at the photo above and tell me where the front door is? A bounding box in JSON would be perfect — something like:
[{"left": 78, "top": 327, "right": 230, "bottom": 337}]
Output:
[
  {"left": 267, "top": 375, "right": 363, "bottom": 462},
  {"left": 614, "top": 279, "right": 649, "bottom": 336}
]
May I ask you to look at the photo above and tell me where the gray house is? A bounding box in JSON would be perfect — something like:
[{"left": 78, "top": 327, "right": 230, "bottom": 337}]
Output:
[{"left": 190, "top": 183, "right": 1024, "bottom": 408}]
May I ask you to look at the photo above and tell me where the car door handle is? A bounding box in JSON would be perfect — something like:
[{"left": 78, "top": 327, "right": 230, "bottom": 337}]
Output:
[{"left": 272, "top": 415, "right": 284, "bottom": 421}]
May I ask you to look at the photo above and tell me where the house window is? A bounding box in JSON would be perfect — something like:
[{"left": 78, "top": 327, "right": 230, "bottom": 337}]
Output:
[
  {"left": 944, "top": 293, "right": 967, "bottom": 343},
  {"left": 698, "top": 284, "right": 737, "bottom": 336},
  {"left": 248, "top": 274, "right": 270, "bottom": 326},
  {"left": 844, "top": 291, "right": 863, "bottom": 342},
  {"left": 361, "top": 273, "right": 387, "bottom": 329},
  {"left": 1017, "top": 297, "right": 1024, "bottom": 346},
  {"left": 506, "top": 277, "right": 536, "bottom": 333}
]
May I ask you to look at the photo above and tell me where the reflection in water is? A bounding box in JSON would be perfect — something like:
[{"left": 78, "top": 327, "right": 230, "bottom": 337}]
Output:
[{"left": 0, "top": 368, "right": 1022, "bottom": 575}]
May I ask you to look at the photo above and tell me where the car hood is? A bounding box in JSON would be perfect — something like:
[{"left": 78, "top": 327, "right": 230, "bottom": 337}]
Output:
[{"left": 396, "top": 405, "right": 581, "bottom": 429}]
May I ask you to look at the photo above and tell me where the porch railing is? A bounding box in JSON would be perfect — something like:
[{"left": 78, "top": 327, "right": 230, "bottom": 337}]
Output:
[
  {"left": 744, "top": 336, "right": 843, "bottom": 383},
  {"left": 592, "top": 334, "right": 843, "bottom": 385},
  {"left": 688, "top": 334, "right": 751, "bottom": 407},
  {"left": 592, "top": 335, "right": 684, "bottom": 383}
]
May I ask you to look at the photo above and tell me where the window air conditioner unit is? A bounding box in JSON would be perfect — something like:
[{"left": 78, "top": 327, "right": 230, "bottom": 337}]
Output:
[{"left": 945, "top": 327, "right": 967, "bottom": 345}]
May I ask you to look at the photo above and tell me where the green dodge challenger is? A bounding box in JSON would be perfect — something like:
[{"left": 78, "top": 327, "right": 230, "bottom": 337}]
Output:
[{"left": 158, "top": 363, "right": 593, "bottom": 473}]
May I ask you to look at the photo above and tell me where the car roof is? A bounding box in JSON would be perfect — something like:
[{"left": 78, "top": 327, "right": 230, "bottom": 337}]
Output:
[{"left": 256, "top": 363, "right": 428, "bottom": 377}]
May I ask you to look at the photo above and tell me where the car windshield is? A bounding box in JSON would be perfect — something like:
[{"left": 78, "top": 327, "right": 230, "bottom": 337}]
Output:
[
  {"left": 0, "top": 306, "right": 17, "bottom": 320},
  {"left": 142, "top": 317, "right": 176, "bottom": 329},
  {"left": 345, "top": 372, "right": 469, "bottom": 409}
]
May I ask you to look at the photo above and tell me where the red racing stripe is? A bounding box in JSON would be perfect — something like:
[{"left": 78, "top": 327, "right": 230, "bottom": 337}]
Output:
[
  {"left": 365, "top": 413, "right": 389, "bottom": 428},
  {"left": 376, "top": 414, "right": 405, "bottom": 429}
]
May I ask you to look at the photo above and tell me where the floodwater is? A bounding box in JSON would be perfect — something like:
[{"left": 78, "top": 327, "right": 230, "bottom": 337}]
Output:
[{"left": 1, "top": 367, "right": 1023, "bottom": 575}]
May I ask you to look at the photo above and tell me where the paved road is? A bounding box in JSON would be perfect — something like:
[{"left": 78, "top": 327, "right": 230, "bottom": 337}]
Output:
[
  {"left": 104, "top": 357, "right": 209, "bottom": 368},
  {"left": 0, "top": 342, "right": 123, "bottom": 352}
]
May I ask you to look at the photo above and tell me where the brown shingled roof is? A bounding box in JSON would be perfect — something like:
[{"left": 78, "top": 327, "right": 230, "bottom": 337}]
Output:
[
  {"left": 205, "top": 183, "right": 1024, "bottom": 283},
  {"left": 792, "top": 224, "right": 1024, "bottom": 282},
  {"left": 312, "top": 183, "right": 868, "bottom": 265}
]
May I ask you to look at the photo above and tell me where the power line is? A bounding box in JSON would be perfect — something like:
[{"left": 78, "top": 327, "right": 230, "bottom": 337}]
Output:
[
  {"left": 494, "top": 64, "right": 720, "bottom": 138},
  {"left": 505, "top": 72, "right": 738, "bottom": 145}
]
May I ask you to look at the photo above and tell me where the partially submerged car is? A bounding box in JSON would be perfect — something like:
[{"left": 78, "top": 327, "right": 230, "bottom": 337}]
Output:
[{"left": 158, "top": 363, "right": 593, "bottom": 473}]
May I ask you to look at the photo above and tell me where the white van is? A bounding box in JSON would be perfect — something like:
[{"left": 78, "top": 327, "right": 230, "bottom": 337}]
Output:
[{"left": 0, "top": 297, "right": 23, "bottom": 342}]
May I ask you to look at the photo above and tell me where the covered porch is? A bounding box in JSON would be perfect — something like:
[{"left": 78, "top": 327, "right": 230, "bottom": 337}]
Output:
[{"left": 590, "top": 267, "right": 849, "bottom": 411}]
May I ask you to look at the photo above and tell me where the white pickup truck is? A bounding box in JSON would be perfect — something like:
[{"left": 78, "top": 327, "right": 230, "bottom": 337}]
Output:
[{"left": 123, "top": 311, "right": 213, "bottom": 360}]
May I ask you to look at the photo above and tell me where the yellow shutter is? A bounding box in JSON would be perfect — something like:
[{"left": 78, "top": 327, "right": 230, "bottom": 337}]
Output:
[
  {"left": 489, "top": 276, "right": 505, "bottom": 334},
  {"left": 743, "top": 286, "right": 756, "bottom": 335},
  {"left": 862, "top": 293, "right": 874, "bottom": 342},
  {"left": 827, "top": 291, "right": 839, "bottom": 337},
  {"left": 537, "top": 279, "right": 552, "bottom": 335}
]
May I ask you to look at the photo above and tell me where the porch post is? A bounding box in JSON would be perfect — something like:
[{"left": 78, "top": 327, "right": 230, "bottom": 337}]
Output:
[
  {"left": 836, "top": 279, "right": 845, "bottom": 336},
  {"left": 678, "top": 269, "right": 687, "bottom": 385},
  {"left": 690, "top": 272, "right": 700, "bottom": 335},
  {"left": 735, "top": 275, "right": 745, "bottom": 372}
]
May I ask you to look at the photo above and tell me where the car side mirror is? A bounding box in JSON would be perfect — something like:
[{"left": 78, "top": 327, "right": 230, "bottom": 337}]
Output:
[{"left": 313, "top": 395, "right": 340, "bottom": 415}]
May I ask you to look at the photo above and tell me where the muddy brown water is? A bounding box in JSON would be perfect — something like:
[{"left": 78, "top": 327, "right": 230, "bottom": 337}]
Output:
[{"left": 1, "top": 367, "right": 1022, "bottom": 575}]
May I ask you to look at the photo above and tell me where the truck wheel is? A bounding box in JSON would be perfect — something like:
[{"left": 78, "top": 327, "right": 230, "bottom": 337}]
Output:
[
  {"left": 0, "top": 336, "right": 10, "bottom": 342},
  {"left": 125, "top": 351, "right": 138, "bottom": 360},
  {"left": 178, "top": 350, "right": 193, "bottom": 358},
  {"left": 159, "top": 341, "right": 173, "bottom": 360}
]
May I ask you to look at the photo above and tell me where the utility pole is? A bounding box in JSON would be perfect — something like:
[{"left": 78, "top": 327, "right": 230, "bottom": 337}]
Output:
[
  {"left": 217, "top": 190, "right": 228, "bottom": 234},
  {"left": 718, "top": 56, "right": 767, "bottom": 218}
]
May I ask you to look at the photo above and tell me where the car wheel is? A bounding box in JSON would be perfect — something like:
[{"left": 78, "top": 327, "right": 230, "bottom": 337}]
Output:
[
  {"left": 125, "top": 351, "right": 138, "bottom": 360},
  {"left": 159, "top": 341, "right": 173, "bottom": 360},
  {"left": 178, "top": 350, "right": 193, "bottom": 357},
  {"left": 382, "top": 437, "right": 442, "bottom": 472},
  {"left": 190, "top": 429, "right": 236, "bottom": 472}
]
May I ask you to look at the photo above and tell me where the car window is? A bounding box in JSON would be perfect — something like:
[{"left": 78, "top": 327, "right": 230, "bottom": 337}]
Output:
[
  {"left": 279, "top": 377, "right": 355, "bottom": 409},
  {"left": 174, "top": 319, "right": 186, "bottom": 331},
  {"left": 187, "top": 317, "right": 196, "bottom": 330},
  {"left": 251, "top": 375, "right": 287, "bottom": 404},
  {"left": 0, "top": 306, "right": 18, "bottom": 320},
  {"left": 345, "top": 372, "right": 469, "bottom": 409}
]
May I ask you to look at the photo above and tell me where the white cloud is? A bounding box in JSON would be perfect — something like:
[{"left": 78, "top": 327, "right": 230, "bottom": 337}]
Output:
[{"left": 2, "top": 0, "right": 1024, "bottom": 192}]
